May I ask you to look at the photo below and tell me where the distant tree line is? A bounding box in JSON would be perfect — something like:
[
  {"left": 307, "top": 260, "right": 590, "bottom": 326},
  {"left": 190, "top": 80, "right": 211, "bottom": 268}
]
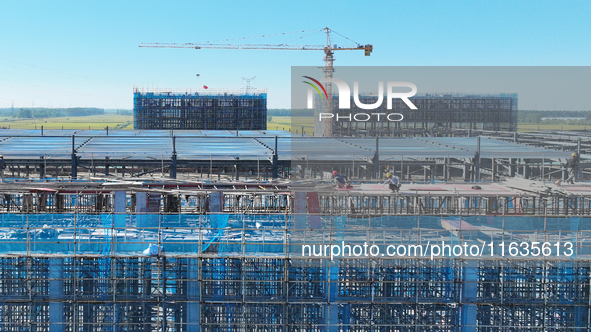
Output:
[
  {"left": 267, "top": 109, "right": 314, "bottom": 117},
  {"left": 519, "top": 110, "right": 591, "bottom": 124},
  {"left": 0, "top": 107, "right": 105, "bottom": 118}
]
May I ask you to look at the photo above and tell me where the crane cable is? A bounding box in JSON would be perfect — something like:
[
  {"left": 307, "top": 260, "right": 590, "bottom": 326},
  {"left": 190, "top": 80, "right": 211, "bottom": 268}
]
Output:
[
  {"left": 283, "top": 28, "right": 361, "bottom": 47},
  {"left": 205, "top": 28, "right": 323, "bottom": 44},
  {"left": 282, "top": 29, "right": 324, "bottom": 45},
  {"left": 330, "top": 29, "right": 361, "bottom": 46},
  {"left": 194, "top": 28, "right": 362, "bottom": 48}
]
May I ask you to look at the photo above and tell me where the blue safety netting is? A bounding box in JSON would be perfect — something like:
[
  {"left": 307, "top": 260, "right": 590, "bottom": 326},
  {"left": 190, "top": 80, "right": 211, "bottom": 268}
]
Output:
[
  {"left": 1, "top": 213, "right": 590, "bottom": 257},
  {"left": 289, "top": 215, "right": 591, "bottom": 258},
  {"left": 218, "top": 214, "right": 289, "bottom": 255},
  {"left": 0, "top": 213, "right": 231, "bottom": 255}
]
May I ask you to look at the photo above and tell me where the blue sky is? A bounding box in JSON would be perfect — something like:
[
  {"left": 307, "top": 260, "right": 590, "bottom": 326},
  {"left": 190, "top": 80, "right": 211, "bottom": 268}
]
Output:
[{"left": 0, "top": 0, "right": 589, "bottom": 109}]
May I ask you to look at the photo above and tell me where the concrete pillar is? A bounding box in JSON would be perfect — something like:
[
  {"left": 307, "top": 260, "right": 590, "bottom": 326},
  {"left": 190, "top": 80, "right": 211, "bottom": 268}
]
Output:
[
  {"left": 170, "top": 136, "right": 177, "bottom": 179},
  {"left": 136, "top": 193, "right": 146, "bottom": 213},
  {"left": 136, "top": 192, "right": 160, "bottom": 228},
  {"left": 114, "top": 191, "right": 126, "bottom": 228},
  {"left": 71, "top": 155, "right": 77, "bottom": 179},
  {"left": 463, "top": 162, "right": 470, "bottom": 181},
  {"left": 491, "top": 157, "right": 496, "bottom": 182},
  {"left": 71, "top": 135, "right": 78, "bottom": 178},
  {"left": 272, "top": 136, "right": 279, "bottom": 179},
  {"left": 307, "top": 192, "right": 321, "bottom": 229},
  {"left": 294, "top": 192, "right": 307, "bottom": 230},
  {"left": 170, "top": 154, "right": 177, "bottom": 179},
  {"left": 373, "top": 137, "right": 380, "bottom": 179},
  {"left": 523, "top": 159, "right": 531, "bottom": 179},
  {"left": 474, "top": 137, "right": 481, "bottom": 181},
  {"left": 577, "top": 138, "right": 582, "bottom": 181},
  {"left": 187, "top": 258, "right": 200, "bottom": 332},
  {"left": 327, "top": 303, "right": 339, "bottom": 332},
  {"left": 325, "top": 263, "right": 339, "bottom": 332},
  {"left": 142, "top": 260, "right": 152, "bottom": 332},
  {"left": 49, "top": 258, "right": 64, "bottom": 332},
  {"left": 105, "top": 157, "right": 110, "bottom": 176},
  {"left": 208, "top": 192, "right": 223, "bottom": 213},
  {"left": 460, "top": 260, "right": 477, "bottom": 332},
  {"left": 40, "top": 156, "right": 46, "bottom": 179}
]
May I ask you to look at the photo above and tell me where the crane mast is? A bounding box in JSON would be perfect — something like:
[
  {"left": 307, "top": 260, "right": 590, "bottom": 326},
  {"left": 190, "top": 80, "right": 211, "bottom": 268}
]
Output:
[
  {"left": 322, "top": 28, "right": 335, "bottom": 137},
  {"left": 140, "top": 27, "right": 373, "bottom": 137}
]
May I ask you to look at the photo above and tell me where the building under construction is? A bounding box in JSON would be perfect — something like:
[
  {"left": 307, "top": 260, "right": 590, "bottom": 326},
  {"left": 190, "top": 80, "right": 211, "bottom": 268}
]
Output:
[
  {"left": 133, "top": 88, "right": 267, "bottom": 130},
  {"left": 0, "top": 179, "right": 590, "bottom": 331},
  {"left": 0, "top": 129, "right": 590, "bottom": 330},
  {"left": 319, "top": 93, "right": 518, "bottom": 136},
  {"left": 0, "top": 129, "right": 586, "bottom": 184}
]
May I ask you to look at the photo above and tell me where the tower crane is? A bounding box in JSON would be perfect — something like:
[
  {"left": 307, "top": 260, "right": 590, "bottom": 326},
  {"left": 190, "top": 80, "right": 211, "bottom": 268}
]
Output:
[{"left": 140, "top": 27, "right": 373, "bottom": 136}]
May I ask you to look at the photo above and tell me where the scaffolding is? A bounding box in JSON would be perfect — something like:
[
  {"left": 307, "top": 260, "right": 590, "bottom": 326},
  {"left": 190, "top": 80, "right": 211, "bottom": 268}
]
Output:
[
  {"left": 317, "top": 93, "right": 518, "bottom": 136},
  {"left": 3, "top": 256, "right": 589, "bottom": 331},
  {"left": 1, "top": 188, "right": 591, "bottom": 216},
  {"left": 0, "top": 186, "right": 589, "bottom": 330},
  {"left": 133, "top": 88, "right": 267, "bottom": 130}
]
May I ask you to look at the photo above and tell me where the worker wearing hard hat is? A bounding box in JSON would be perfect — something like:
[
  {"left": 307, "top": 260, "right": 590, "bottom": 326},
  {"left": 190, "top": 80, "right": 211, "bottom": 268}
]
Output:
[
  {"left": 332, "top": 171, "right": 350, "bottom": 189},
  {"left": 0, "top": 155, "right": 5, "bottom": 183},
  {"left": 565, "top": 152, "right": 579, "bottom": 184},
  {"left": 383, "top": 172, "right": 401, "bottom": 193}
]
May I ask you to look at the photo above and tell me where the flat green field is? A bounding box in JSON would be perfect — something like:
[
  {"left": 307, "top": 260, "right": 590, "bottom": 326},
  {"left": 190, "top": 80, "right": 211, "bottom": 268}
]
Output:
[
  {"left": 267, "top": 116, "right": 314, "bottom": 134},
  {"left": 2, "top": 114, "right": 586, "bottom": 133},
  {"left": 0, "top": 115, "right": 134, "bottom": 130},
  {"left": 0, "top": 115, "right": 305, "bottom": 132}
]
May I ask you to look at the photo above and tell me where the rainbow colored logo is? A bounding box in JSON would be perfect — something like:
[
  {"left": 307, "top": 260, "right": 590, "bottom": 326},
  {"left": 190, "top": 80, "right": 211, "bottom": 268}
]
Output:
[{"left": 302, "top": 76, "right": 328, "bottom": 100}]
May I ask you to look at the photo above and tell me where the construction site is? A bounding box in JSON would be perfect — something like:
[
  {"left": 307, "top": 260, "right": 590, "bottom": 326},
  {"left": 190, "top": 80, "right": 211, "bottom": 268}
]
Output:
[
  {"left": 0, "top": 127, "right": 586, "bottom": 330},
  {"left": 0, "top": 27, "right": 589, "bottom": 331}
]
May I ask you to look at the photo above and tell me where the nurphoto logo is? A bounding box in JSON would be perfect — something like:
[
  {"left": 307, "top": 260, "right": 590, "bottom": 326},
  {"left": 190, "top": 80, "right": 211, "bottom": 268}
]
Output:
[{"left": 303, "top": 76, "right": 417, "bottom": 122}]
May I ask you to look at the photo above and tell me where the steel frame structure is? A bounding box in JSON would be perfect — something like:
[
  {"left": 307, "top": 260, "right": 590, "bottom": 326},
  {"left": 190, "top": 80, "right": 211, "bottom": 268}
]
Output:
[
  {"left": 0, "top": 130, "right": 584, "bottom": 183},
  {"left": 0, "top": 126, "right": 589, "bottom": 330},
  {"left": 0, "top": 189, "right": 590, "bottom": 216},
  {"left": 133, "top": 89, "right": 267, "bottom": 130},
  {"left": 0, "top": 187, "right": 589, "bottom": 330},
  {"left": 317, "top": 94, "right": 518, "bottom": 137}
]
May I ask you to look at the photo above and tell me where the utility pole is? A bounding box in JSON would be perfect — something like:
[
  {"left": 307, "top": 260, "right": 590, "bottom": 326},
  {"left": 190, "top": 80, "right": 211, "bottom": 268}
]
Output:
[{"left": 242, "top": 76, "right": 256, "bottom": 94}]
